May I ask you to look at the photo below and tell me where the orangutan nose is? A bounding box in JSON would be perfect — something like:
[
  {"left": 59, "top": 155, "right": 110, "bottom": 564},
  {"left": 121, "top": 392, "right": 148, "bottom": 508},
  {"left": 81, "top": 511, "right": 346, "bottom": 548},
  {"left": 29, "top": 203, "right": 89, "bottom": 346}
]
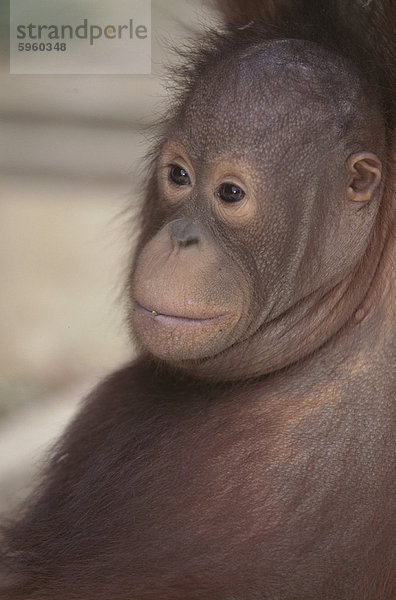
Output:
[{"left": 169, "top": 219, "right": 200, "bottom": 248}]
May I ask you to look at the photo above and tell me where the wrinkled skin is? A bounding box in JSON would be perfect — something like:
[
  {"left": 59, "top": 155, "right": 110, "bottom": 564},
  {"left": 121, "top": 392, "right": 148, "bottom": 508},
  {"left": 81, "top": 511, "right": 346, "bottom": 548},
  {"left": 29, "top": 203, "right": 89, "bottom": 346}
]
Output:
[
  {"left": 131, "top": 42, "right": 387, "bottom": 379},
  {"left": 1, "top": 39, "right": 395, "bottom": 600}
]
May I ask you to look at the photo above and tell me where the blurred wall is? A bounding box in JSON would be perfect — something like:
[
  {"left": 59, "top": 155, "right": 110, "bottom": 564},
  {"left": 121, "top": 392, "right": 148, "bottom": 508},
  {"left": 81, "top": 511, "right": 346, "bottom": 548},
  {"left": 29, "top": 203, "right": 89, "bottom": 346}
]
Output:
[{"left": 0, "top": 0, "right": 214, "bottom": 510}]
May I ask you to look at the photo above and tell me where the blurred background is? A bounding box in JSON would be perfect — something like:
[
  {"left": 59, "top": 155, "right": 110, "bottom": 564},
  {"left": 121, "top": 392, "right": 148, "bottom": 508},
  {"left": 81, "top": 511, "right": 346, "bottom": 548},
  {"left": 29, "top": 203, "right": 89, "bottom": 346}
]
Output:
[{"left": 0, "top": 0, "right": 214, "bottom": 512}]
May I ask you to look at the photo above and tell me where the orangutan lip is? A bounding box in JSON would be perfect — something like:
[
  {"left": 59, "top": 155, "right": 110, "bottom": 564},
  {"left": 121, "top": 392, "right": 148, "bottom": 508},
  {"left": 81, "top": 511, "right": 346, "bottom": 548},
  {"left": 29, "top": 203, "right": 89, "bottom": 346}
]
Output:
[{"left": 134, "top": 301, "right": 226, "bottom": 324}]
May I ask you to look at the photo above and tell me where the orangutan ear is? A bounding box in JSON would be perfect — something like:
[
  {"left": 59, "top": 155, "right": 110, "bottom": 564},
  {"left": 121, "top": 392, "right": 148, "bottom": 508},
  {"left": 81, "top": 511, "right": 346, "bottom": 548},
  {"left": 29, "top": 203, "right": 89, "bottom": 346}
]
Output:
[{"left": 346, "top": 151, "right": 382, "bottom": 203}]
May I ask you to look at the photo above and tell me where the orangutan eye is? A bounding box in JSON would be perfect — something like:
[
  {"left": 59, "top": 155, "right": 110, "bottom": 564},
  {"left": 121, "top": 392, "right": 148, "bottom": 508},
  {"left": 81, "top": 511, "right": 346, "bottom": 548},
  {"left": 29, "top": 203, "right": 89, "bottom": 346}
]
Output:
[
  {"left": 216, "top": 183, "right": 245, "bottom": 203},
  {"left": 168, "top": 164, "right": 191, "bottom": 186}
]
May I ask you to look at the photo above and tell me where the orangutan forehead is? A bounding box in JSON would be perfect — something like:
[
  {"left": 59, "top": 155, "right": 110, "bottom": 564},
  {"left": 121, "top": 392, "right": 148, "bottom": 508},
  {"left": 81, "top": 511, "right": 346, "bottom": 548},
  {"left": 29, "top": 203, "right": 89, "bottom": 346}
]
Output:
[
  {"left": 169, "top": 39, "right": 383, "bottom": 162},
  {"left": 172, "top": 40, "right": 366, "bottom": 154}
]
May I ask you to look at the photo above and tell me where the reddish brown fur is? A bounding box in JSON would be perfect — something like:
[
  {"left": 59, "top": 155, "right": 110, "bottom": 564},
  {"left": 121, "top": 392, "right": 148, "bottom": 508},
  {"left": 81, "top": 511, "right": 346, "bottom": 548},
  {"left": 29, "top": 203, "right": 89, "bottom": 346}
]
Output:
[{"left": 1, "top": 1, "right": 395, "bottom": 599}]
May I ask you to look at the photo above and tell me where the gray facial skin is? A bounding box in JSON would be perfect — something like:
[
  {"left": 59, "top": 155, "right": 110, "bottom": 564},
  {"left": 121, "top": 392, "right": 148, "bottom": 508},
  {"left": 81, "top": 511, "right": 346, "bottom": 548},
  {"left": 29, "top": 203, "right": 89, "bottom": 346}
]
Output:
[{"left": 131, "top": 40, "right": 388, "bottom": 380}]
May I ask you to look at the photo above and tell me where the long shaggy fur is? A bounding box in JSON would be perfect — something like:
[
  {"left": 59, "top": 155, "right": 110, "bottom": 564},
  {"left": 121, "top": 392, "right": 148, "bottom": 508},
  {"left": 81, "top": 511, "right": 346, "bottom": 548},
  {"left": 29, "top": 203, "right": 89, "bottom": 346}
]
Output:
[{"left": 1, "top": 1, "right": 395, "bottom": 599}]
